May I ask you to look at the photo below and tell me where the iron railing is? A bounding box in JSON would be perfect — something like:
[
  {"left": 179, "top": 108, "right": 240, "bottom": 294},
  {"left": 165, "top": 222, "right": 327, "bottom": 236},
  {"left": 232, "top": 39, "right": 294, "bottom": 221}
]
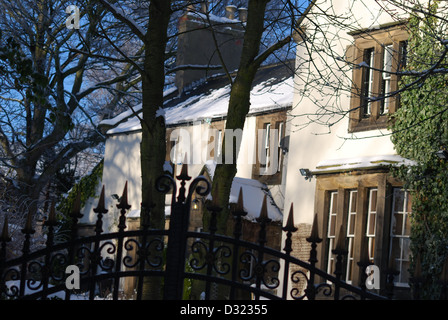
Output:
[{"left": 0, "top": 163, "right": 398, "bottom": 300}]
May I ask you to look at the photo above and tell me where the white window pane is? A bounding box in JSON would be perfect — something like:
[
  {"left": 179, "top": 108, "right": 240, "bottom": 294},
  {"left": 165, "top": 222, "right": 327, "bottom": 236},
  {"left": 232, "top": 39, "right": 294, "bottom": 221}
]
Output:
[
  {"left": 389, "top": 189, "right": 412, "bottom": 287},
  {"left": 328, "top": 192, "right": 338, "bottom": 237},
  {"left": 264, "top": 123, "right": 271, "bottom": 148},
  {"left": 383, "top": 45, "right": 393, "bottom": 79},
  {"left": 393, "top": 189, "right": 405, "bottom": 212},
  {"left": 331, "top": 192, "right": 338, "bottom": 214},
  {"left": 366, "top": 189, "right": 377, "bottom": 237},
  {"left": 347, "top": 191, "right": 357, "bottom": 236}
]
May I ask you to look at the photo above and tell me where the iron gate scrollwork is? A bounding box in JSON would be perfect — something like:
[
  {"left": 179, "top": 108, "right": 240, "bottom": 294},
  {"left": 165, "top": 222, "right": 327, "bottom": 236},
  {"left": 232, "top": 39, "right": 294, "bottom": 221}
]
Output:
[{"left": 0, "top": 163, "right": 397, "bottom": 300}]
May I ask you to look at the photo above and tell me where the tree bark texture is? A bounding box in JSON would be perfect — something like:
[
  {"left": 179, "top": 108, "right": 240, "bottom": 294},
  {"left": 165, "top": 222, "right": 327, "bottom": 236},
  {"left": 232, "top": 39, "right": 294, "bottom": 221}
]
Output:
[
  {"left": 139, "top": 0, "right": 172, "bottom": 300},
  {"left": 209, "top": 0, "right": 271, "bottom": 236}
]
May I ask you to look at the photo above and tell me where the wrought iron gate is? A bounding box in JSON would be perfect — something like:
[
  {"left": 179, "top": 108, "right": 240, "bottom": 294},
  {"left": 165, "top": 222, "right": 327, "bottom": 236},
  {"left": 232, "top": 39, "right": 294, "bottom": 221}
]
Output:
[{"left": 0, "top": 165, "right": 396, "bottom": 300}]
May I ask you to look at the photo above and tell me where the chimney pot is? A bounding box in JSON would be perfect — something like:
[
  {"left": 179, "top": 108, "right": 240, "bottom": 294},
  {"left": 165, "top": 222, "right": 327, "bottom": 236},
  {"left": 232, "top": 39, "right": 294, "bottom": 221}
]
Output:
[
  {"left": 186, "top": 0, "right": 195, "bottom": 12},
  {"left": 201, "top": 0, "right": 208, "bottom": 13},
  {"left": 238, "top": 7, "right": 248, "bottom": 23},
  {"left": 225, "top": 5, "right": 237, "bottom": 20}
]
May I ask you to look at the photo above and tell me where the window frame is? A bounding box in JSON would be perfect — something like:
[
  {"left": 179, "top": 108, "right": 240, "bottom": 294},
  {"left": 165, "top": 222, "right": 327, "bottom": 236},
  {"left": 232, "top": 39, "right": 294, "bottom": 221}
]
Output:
[
  {"left": 260, "top": 122, "right": 272, "bottom": 171},
  {"left": 315, "top": 171, "right": 409, "bottom": 290},
  {"left": 380, "top": 44, "right": 394, "bottom": 115},
  {"left": 348, "top": 23, "right": 408, "bottom": 133},
  {"left": 277, "top": 121, "right": 284, "bottom": 173},
  {"left": 252, "top": 110, "right": 287, "bottom": 185},
  {"left": 216, "top": 129, "right": 223, "bottom": 159},
  {"left": 366, "top": 188, "right": 378, "bottom": 262},
  {"left": 346, "top": 190, "right": 358, "bottom": 284},
  {"left": 326, "top": 191, "right": 339, "bottom": 276},
  {"left": 361, "top": 48, "right": 375, "bottom": 117},
  {"left": 389, "top": 188, "right": 412, "bottom": 287}
]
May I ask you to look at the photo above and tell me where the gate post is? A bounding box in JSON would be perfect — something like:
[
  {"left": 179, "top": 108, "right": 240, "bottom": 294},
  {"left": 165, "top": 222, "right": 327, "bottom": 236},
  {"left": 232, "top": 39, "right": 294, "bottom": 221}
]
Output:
[
  {"left": 305, "top": 214, "right": 322, "bottom": 300},
  {"left": 160, "top": 162, "right": 211, "bottom": 300},
  {"left": 163, "top": 163, "right": 191, "bottom": 300},
  {"left": 0, "top": 217, "right": 11, "bottom": 298},
  {"left": 164, "top": 200, "right": 190, "bottom": 300}
]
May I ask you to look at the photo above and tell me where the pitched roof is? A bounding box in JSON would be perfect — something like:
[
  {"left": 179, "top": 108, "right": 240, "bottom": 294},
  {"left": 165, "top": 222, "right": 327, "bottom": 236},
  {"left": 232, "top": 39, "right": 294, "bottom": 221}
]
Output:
[{"left": 99, "top": 60, "right": 295, "bottom": 135}]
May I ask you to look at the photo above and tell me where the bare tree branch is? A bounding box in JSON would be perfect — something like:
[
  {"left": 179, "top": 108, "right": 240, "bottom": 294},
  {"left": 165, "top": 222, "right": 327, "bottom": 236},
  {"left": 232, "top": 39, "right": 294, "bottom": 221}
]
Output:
[{"left": 98, "top": 0, "right": 146, "bottom": 41}]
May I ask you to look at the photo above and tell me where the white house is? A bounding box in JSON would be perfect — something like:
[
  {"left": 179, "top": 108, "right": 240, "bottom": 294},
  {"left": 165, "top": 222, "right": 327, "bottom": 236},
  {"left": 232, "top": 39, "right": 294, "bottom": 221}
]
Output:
[
  {"left": 282, "top": 0, "right": 419, "bottom": 298},
  {"left": 75, "top": 0, "right": 428, "bottom": 299},
  {"left": 80, "top": 61, "right": 292, "bottom": 231},
  {"left": 78, "top": 6, "right": 294, "bottom": 245}
]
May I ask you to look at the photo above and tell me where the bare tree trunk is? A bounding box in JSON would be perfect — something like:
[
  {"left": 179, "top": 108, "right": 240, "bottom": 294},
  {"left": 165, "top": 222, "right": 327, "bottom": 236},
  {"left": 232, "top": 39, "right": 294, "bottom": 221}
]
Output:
[
  {"left": 97, "top": 0, "right": 173, "bottom": 300},
  {"left": 139, "top": 0, "right": 172, "bottom": 300},
  {"left": 209, "top": 0, "right": 290, "bottom": 235},
  {"left": 198, "top": 0, "right": 294, "bottom": 300}
]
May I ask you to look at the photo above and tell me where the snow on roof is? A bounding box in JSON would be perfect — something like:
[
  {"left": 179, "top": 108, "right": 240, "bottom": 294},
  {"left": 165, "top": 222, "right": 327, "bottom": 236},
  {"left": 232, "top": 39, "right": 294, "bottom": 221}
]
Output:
[
  {"left": 229, "top": 177, "right": 283, "bottom": 222},
  {"left": 100, "top": 63, "right": 294, "bottom": 135},
  {"left": 186, "top": 10, "right": 243, "bottom": 25},
  {"left": 203, "top": 160, "right": 282, "bottom": 222},
  {"left": 313, "top": 155, "right": 415, "bottom": 174}
]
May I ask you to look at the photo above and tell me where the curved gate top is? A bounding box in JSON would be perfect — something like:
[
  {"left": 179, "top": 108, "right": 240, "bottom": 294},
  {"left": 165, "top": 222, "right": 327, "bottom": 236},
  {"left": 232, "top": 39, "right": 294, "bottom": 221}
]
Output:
[{"left": 0, "top": 163, "right": 397, "bottom": 300}]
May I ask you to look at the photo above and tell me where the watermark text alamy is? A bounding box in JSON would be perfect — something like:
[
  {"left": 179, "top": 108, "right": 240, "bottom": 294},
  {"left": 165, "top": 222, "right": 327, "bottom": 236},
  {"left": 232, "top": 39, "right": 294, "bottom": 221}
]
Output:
[{"left": 169, "top": 123, "right": 285, "bottom": 175}]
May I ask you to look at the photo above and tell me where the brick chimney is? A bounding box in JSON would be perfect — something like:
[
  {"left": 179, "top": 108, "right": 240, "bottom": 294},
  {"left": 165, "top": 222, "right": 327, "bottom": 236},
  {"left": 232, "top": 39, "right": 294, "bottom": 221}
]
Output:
[{"left": 175, "top": 2, "right": 245, "bottom": 94}]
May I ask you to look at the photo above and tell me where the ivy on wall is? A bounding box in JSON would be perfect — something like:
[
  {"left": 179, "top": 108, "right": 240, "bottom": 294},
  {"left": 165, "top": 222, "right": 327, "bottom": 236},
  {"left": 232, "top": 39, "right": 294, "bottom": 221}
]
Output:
[
  {"left": 390, "top": 0, "right": 448, "bottom": 299},
  {"left": 55, "top": 159, "right": 104, "bottom": 240}
]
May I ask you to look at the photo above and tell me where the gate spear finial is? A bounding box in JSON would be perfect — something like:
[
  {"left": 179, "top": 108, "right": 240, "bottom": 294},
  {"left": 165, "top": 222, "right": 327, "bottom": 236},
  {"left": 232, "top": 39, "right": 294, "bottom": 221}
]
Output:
[
  {"left": 117, "top": 181, "right": 131, "bottom": 210},
  {"left": 256, "top": 194, "right": 271, "bottom": 225},
  {"left": 283, "top": 203, "right": 298, "bottom": 233},
  {"left": 306, "top": 213, "right": 321, "bottom": 243}
]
